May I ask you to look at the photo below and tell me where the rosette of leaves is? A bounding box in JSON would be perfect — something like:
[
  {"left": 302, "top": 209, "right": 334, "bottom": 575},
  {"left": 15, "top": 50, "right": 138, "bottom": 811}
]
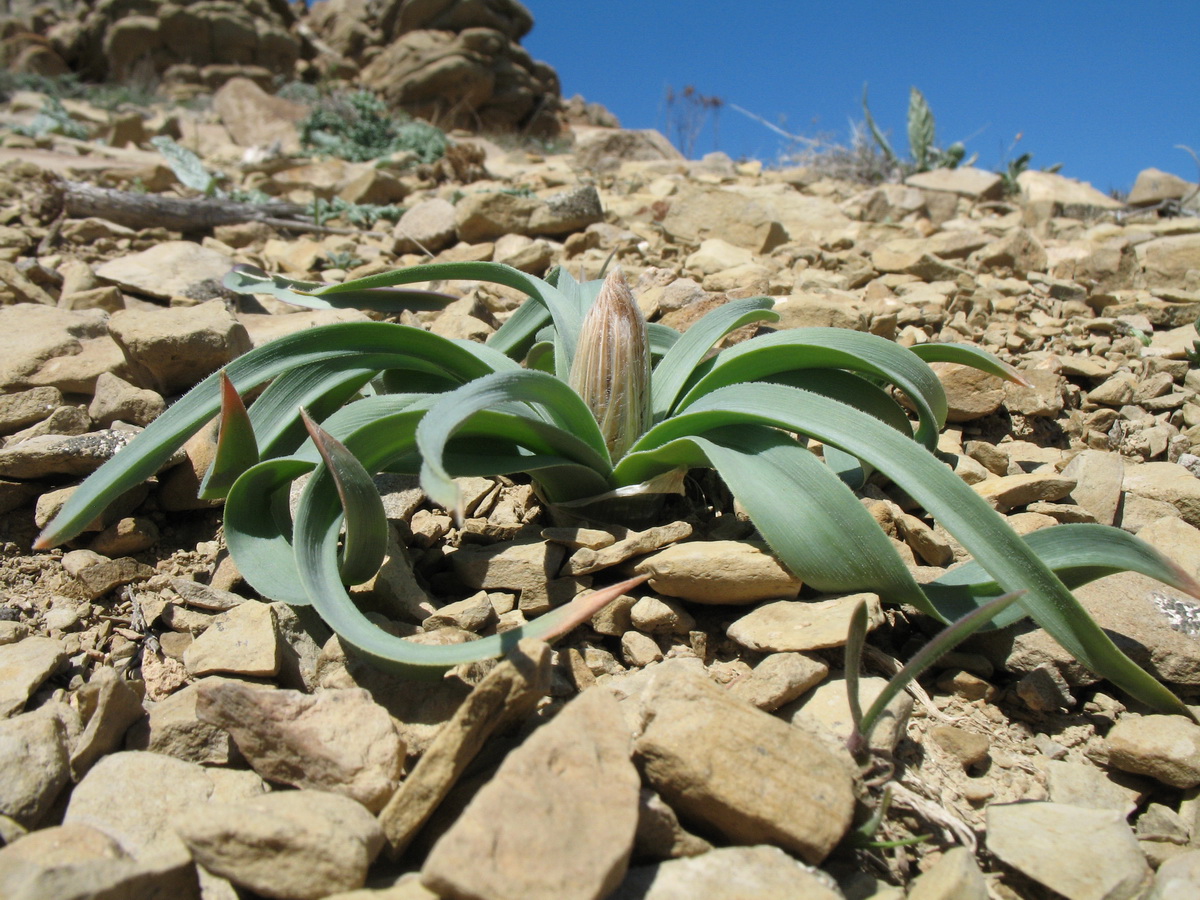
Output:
[{"left": 35, "top": 262, "right": 1200, "bottom": 712}]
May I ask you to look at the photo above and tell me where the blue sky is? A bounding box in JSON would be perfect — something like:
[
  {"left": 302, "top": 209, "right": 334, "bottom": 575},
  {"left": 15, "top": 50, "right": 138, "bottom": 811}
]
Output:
[{"left": 522, "top": 1, "right": 1200, "bottom": 195}]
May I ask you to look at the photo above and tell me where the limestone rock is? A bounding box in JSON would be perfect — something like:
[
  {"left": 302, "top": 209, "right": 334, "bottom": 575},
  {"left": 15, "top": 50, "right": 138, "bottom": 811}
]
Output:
[
  {"left": 610, "top": 845, "right": 842, "bottom": 900},
  {"left": 0, "top": 636, "right": 67, "bottom": 717},
  {"left": 183, "top": 600, "right": 280, "bottom": 678},
  {"left": 724, "top": 652, "right": 829, "bottom": 711},
  {"left": 785, "top": 674, "right": 913, "bottom": 755},
  {"left": 634, "top": 541, "right": 802, "bottom": 605},
  {"left": 631, "top": 666, "right": 855, "bottom": 864},
  {"left": 661, "top": 186, "right": 787, "bottom": 253},
  {"left": 930, "top": 362, "right": 1007, "bottom": 422},
  {"left": 0, "top": 710, "right": 70, "bottom": 827},
  {"left": 0, "top": 387, "right": 63, "bottom": 435},
  {"left": 1123, "top": 461, "right": 1200, "bottom": 527},
  {"left": 0, "top": 822, "right": 199, "bottom": 900},
  {"left": 905, "top": 167, "right": 1003, "bottom": 200},
  {"left": 87, "top": 371, "right": 165, "bottom": 427},
  {"left": 125, "top": 677, "right": 242, "bottom": 766},
  {"left": 393, "top": 198, "right": 458, "bottom": 254},
  {"left": 907, "top": 846, "right": 988, "bottom": 900},
  {"left": 0, "top": 304, "right": 109, "bottom": 390},
  {"left": 987, "top": 801, "right": 1151, "bottom": 900},
  {"left": 195, "top": 680, "right": 404, "bottom": 812},
  {"left": 1063, "top": 449, "right": 1124, "bottom": 525},
  {"left": 212, "top": 77, "right": 306, "bottom": 152},
  {"left": 421, "top": 687, "right": 640, "bottom": 900},
  {"left": 65, "top": 750, "right": 267, "bottom": 861},
  {"left": 379, "top": 640, "right": 551, "bottom": 855},
  {"left": 177, "top": 790, "right": 384, "bottom": 900},
  {"left": 1105, "top": 714, "right": 1200, "bottom": 788},
  {"left": 107, "top": 298, "right": 252, "bottom": 395},
  {"left": 0, "top": 430, "right": 137, "bottom": 480},
  {"left": 728, "top": 593, "right": 882, "bottom": 652}
]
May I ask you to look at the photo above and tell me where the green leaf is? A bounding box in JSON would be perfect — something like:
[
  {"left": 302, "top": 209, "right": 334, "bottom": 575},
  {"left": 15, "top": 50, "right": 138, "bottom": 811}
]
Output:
[
  {"left": 906, "top": 342, "right": 1031, "bottom": 387},
  {"left": 862, "top": 84, "right": 898, "bottom": 165},
  {"left": 150, "top": 135, "right": 218, "bottom": 195},
  {"left": 907, "top": 87, "right": 936, "bottom": 171},
  {"left": 37, "top": 322, "right": 511, "bottom": 550},
  {"left": 301, "top": 411, "right": 388, "bottom": 585},
  {"left": 675, "top": 328, "right": 948, "bottom": 450},
  {"left": 198, "top": 372, "right": 259, "bottom": 500},
  {"left": 625, "top": 382, "right": 1191, "bottom": 716},
  {"left": 223, "top": 265, "right": 455, "bottom": 313},
  {"left": 616, "top": 425, "right": 931, "bottom": 609},
  {"left": 650, "top": 297, "right": 778, "bottom": 420},
  {"left": 851, "top": 590, "right": 1025, "bottom": 757},
  {"left": 925, "top": 523, "right": 1200, "bottom": 627},
  {"left": 416, "top": 370, "right": 613, "bottom": 513}
]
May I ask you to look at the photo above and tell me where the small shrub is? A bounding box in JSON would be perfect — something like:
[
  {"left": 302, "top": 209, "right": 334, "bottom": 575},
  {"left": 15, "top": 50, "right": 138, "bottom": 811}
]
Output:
[
  {"left": 13, "top": 95, "right": 90, "bottom": 140},
  {"left": 300, "top": 90, "right": 447, "bottom": 164}
]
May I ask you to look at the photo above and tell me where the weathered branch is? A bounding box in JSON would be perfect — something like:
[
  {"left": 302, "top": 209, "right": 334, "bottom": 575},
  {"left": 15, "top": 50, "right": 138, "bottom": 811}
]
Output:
[{"left": 61, "top": 180, "right": 310, "bottom": 232}]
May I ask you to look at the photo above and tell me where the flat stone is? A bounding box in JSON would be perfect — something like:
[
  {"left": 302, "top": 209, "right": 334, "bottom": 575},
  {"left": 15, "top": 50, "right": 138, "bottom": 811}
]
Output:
[
  {"left": 0, "top": 636, "right": 67, "bottom": 717},
  {"left": 610, "top": 845, "right": 842, "bottom": 900},
  {"left": 421, "top": 687, "right": 640, "bottom": 900},
  {"left": 0, "top": 710, "right": 70, "bottom": 827},
  {"left": 393, "top": 197, "right": 457, "bottom": 253},
  {"left": 930, "top": 362, "right": 1007, "bottom": 422},
  {"left": 96, "top": 241, "right": 233, "bottom": 302},
  {"left": 971, "top": 472, "right": 1076, "bottom": 511},
  {"left": 1150, "top": 850, "right": 1200, "bottom": 899},
  {"left": 661, "top": 186, "right": 787, "bottom": 253},
  {"left": 634, "top": 541, "right": 802, "bottom": 605},
  {"left": 784, "top": 674, "right": 913, "bottom": 755},
  {"left": 0, "top": 387, "right": 63, "bottom": 435},
  {"left": 183, "top": 600, "right": 280, "bottom": 678},
  {"left": 177, "top": 790, "right": 384, "bottom": 900},
  {"left": 566, "top": 521, "right": 693, "bottom": 576},
  {"left": 195, "top": 680, "right": 404, "bottom": 812},
  {"left": 0, "top": 429, "right": 137, "bottom": 479},
  {"left": 107, "top": 298, "right": 253, "bottom": 395},
  {"left": 1043, "top": 759, "right": 1145, "bottom": 817},
  {"left": 905, "top": 166, "right": 1003, "bottom": 199},
  {"left": 907, "top": 846, "right": 988, "bottom": 900},
  {"left": 0, "top": 304, "right": 108, "bottom": 390},
  {"left": 631, "top": 666, "right": 855, "bottom": 864},
  {"left": 987, "top": 801, "right": 1151, "bottom": 900},
  {"left": 68, "top": 666, "right": 146, "bottom": 779},
  {"left": 1062, "top": 449, "right": 1125, "bottom": 525},
  {"left": 125, "top": 676, "right": 242, "bottom": 765},
  {"left": 61, "top": 550, "right": 154, "bottom": 600},
  {"left": 0, "top": 822, "right": 199, "bottom": 900},
  {"left": 727, "top": 593, "right": 883, "bottom": 652},
  {"left": 724, "top": 652, "right": 829, "bottom": 711},
  {"left": 1105, "top": 713, "right": 1200, "bottom": 788},
  {"left": 1122, "top": 462, "right": 1200, "bottom": 528},
  {"left": 65, "top": 750, "right": 267, "bottom": 861},
  {"left": 378, "top": 641, "right": 550, "bottom": 855},
  {"left": 632, "top": 788, "right": 713, "bottom": 862},
  {"left": 88, "top": 371, "right": 165, "bottom": 427}
]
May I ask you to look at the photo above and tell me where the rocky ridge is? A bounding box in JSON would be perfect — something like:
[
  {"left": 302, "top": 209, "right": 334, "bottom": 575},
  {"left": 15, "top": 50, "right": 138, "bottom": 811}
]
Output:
[{"left": 0, "top": 79, "right": 1199, "bottom": 900}]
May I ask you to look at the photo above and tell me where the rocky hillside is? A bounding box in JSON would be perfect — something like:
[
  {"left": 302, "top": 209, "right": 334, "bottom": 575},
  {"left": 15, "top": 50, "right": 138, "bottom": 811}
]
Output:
[{"left": 1, "top": 23, "right": 1200, "bottom": 900}]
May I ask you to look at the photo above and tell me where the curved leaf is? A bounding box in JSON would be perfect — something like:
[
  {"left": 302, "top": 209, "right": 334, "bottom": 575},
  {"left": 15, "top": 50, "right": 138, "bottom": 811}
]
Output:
[
  {"left": 624, "top": 382, "right": 1191, "bottom": 716},
  {"left": 650, "top": 297, "right": 778, "bottom": 420},
  {"left": 224, "top": 264, "right": 454, "bottom": 313},
  {"left": 675, "top": 328, "right": 948, "bottom": 450},
  {"left": 37, "top": 322, "right": 511, "bottom": 549},
  {"left": 416, "top": 370, "right": 613, "bottom": 513},
  {"left": 907, "top": 342, "right": 1031, "bottom": 387}
]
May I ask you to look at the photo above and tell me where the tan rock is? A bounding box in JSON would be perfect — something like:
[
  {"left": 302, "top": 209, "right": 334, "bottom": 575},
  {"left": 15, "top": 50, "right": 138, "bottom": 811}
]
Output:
[
  {"left": 107, "top": 299, "right": 252, "bottom": 395},
  {"left": 971, "top": 472, "right": 1076, "bottom": 511},
  {"left": 1062, "top": 449, "right": 1124, "bottom": 525},
  {"left": 421, "top": 687, "right": 640, "bottom": 900},
  {"left": 1123, "top": 462, "right": 1200, "bottom": 527},
  {"left": 632, "top": 666, "right": 855, "bottom": 864},
  {"left": 393, "top": 198, "right": 458, "bottom": 254},
  {"left": 183, "top": 600, "right": 280, "bottom": 678},
  {"left": 727, "top": 593, "right": 882, "bottom": 652},
  {"left": 379, "top": 640, "right": 551, "bottom": 856},
  {"left": 634, "top": 540, "right": 802, "bottom": 604},
  {"left": 1106, "top": 714, "right": 1200, "bottom": 789},
  {"left": 610, "top": 845, "right": 842, "bottom": 900},
  {"left": 0, "top": 636, "right": 67, "bottom": 717},
  {"left": 195, "top": 681, "right": 404, "bottom": 812},
  {"left": 212, "top": 77, "right": 305, "bottom": 152},
  {"left": 177, "top": 790, "right": 384, "bottom": 900}
]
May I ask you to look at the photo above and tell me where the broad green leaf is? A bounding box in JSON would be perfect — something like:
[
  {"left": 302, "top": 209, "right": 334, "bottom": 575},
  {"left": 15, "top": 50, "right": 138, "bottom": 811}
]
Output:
[
  {"left": 650, "top": 296, "right": 778, "bottom": 419},
  {"left": 37, "top": 322, "right": 511, "bottom": 549},
  {"left": 302, "top": 412, "right": 388, "bottom": 585},
  {"left": 615, "top": 426, "right": 932, "bottom": 610},
  {"left": 415, "top": 370, "right": 613, "bottom": 513},
  {"left": 925, "top": 523, "right": 1200, "bottom": 627},
  {"left": 198, "top": 372, "right": 259, "bottom": 500},
  {"left": 625, "top": 382, "right": 1191, "bottom": 716},
  {"left": 675, "top": 328, "right": 948, "bottom": 450},
  {"left": 223, "top": 265, "right": 454, "bottom": 313},
  {"left": 907, "top": 342, "right": 1030, "bottom": 387}
]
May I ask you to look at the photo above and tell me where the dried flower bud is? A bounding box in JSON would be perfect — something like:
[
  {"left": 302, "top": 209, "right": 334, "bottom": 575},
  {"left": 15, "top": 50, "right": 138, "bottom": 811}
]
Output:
[{"left": 569, "top": 268, "right": 652, "bottom": 460}]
